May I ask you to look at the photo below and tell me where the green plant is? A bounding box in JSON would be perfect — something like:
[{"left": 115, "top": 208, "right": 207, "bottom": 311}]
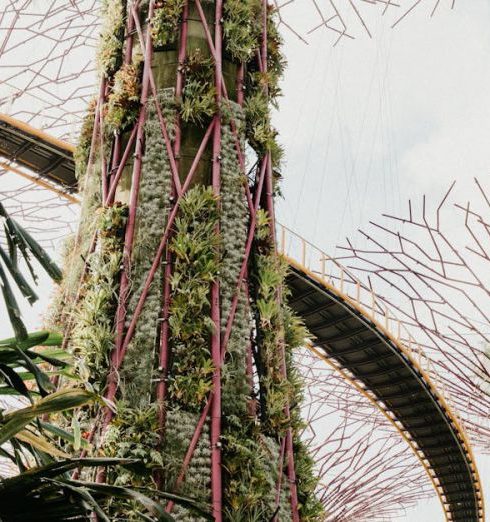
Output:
[
  {"left": 180, "top": 49, "right": 216, "bottom": 124},
  {"left": 167, "top": 186, "right": 220, "bottom": 409},
  {"left": 0, "top": 330, "right": 210, "bottom": 521},
  {"left": 0, "top": 203, "right": 62, "bottom": 340},
  {"left": 73, "top": 99, "right": 97, "bottom": 180},
  {"left": 0, "top": 457, "right": 204, "bottom": 521},
  {"left": 223, "top": 0, "right": 262, "bottom": 62},
  {"left": 119, "top": 92, "right": 175, "bottom": 403},
  {"left": 96, "top": 0, "right": 125, "bottom": 77},
  {"left": 105, "top": 59, "right": 142, "bottom": 132},
  {"left": 71, "top": 204, "right": 127, "bottom": 387},
  {"left": 151, "top": 0, "right": 185, "bottom": 48}
]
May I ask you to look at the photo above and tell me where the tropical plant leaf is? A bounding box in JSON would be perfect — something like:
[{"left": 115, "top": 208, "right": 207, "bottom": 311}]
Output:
[
  {"left": 0, "top": 261, "right": 28, "bottom": 341},
  {"left": 0, "top": 458, "right": 212, "bottom": 521},
  {"left": 0, "top": 389, "right": 96, "bottom": 446},
  {"left": 12, "top": 345, "right": 54, "bottom": 397},
  {"left": 0, "top": 245, "right": 38, "bottom": 303},
  {"left": 0, "top": 331, "right": 52, "bottom": 350},
  {"left": 0, "top": 202, "right": 62, "bottom": 337},
  {"left": 12, "top": 220, "right": 62, "bottom": 282},
  {"left": 0, "top": 362, "right": 31, "bottom": 400},
  {"left": 62, "top": 481, "right": 175, "bottom": 521},
  {"left": 46, "top": 479, "right": 110, "bottom": 521},
  {"left": 14, "top": 430, "right": 69, "bottom": 459},
  {"left": 39, "top": 421, "right": 90, "bottom": 450}
]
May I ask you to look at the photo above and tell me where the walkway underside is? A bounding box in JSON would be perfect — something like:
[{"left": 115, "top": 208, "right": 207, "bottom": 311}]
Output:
[
  {"left": 0, "top": 113, "right": 76, "bottom": 191},
  {"left": 285, "top": 265, "right": 482, "bottom": 522},
  {"left": 0, "top": 116, "right": 483, "bottom": 522}
]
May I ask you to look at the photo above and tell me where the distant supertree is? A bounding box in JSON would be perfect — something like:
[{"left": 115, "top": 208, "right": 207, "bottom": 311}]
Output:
[
  {"left": 0, "top": 1, "right": 458, "bottom": 520},
  {"left": 339, "top": 178, "right": 490, "bottom": 453}
]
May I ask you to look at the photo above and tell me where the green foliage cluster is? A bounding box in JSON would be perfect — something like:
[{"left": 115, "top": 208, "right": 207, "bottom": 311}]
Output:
[
  {"left": 164, "top": 408, "right": 211, "bottom": 520},
  {"left": 168, "top": 186, "right": 220, "bottom": 409},
  {"left": 71, "top": 204, "right": 127, "bottom": 389},
  {"left": 151, "top": 0, "right": 185, "bottom": 48},
  {"left": 254, "top": 250, "right": 292, "bottom": 433},
  {"left": 0, "top": 202, "right": 62, "bottom": 340},
  {"left": 119, "top": 92, "right": 175, "bottom": 404},
  {"left": 105, "top": 58, "right": 142, "bottom": 132},
  {"left": 181, "top": 49, "right": 217, "bottom": 125},
  {"left": 96, "top": 0, "right": 125, "bottom": 77},
  {"left": 104, "top": 402, "right": 162, "bottom": 485},
  {"left": 254, "top": 254, "right": 325, "bottom": 519},
  {"left": 252, "top": 218, "right": 325, "bottom": 520},
  {"left": 74, "top": 99, "right": 96, "bottom": 180},
  {"left": 223, "top": 0, "right": 262, "bottom": 62},
  {"left": 264, "top": 6, "right": 287, "bottom": 100},
  {"left": 219, "top": 103, "right": 250, "bottom": 421},
  {"left": 221, "top": 418, "right": 291, "bottom": 520},
  {"left": 283, "top": 310, "right": 325, "bottom": 521},
  {"left": 219, "top": 104, "right": 276, "bottom": 517}
]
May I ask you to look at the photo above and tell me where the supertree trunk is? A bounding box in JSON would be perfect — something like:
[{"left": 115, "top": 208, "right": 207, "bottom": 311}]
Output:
[{"left": 59, "top": 1, "right": 323, "bottom": 520}]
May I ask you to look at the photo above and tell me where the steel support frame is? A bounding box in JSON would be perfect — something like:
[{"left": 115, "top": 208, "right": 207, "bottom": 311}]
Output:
[{"left": 66, "top": 1, "right": 300, "bottom": 519}]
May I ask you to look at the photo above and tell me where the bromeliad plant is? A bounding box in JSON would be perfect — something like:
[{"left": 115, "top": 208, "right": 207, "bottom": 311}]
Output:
[
  {"left": 152, "top": 0, "right": 186, "bottom": 48},
  {"left": 167, "top": 186, "right": 220, "bottom": 408},
  {"left": 180, "top": 49, "right": 217, "bottom": 125},
  {"left": 105, "top": 58, "right": 143, "bottom": 133}
]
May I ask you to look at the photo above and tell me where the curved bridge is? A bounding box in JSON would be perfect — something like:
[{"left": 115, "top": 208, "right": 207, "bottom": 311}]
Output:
[
  {"left": 0, "top": 113, "right": 76, "bottom": 194},
  {"left": 0, "top": 113, "right": 484, "bottom": 521},
  {"left": 278, "top": 224, "right": 484, "bottom": 522}
]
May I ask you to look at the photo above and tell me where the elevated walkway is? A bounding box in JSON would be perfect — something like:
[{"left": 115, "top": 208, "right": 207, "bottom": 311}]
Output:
[
  {"left": 278, "top": 225, "right": 483, "bottom": 522},
  {"left": 0, "top": 115, "right": 483, "bottom": 521},
  {"left": 0, "top": 113, "right": 76, "bottom": 192}
]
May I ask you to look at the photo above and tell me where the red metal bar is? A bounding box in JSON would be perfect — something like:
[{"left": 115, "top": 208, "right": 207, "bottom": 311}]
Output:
[
  {"left": 130, "top": 7, "right": 183, "bottom": 195},
  {"left": 104, "top": 0, "right": 156, "bottom": 425},
  {"left": 220, "top": 158, "right": 268, "bottom": 357},
  {"left": 104, "top": 123, "right": 138, "bottom": 206},
  {"left": 105, "top": 120, "right": 216, "bottom": 409},
  {"left": 210, "top": 1, "right": 224, "bottom": 518},
  {"left": 273, "top": 436, "right": 287, "bottom": 521},
  {"left": 173, "top": 0, "right": 189, "bottom": 160}
]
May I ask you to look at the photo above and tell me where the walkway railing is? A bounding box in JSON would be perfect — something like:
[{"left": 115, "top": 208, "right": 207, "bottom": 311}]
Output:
[{"left": 276, "top": 222, "right": 470, "bottom": 443}]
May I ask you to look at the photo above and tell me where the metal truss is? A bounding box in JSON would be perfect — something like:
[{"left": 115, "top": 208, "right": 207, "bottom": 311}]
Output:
[
  {"left": 339, "top": 178, "right": 490, "bottom": 455},
  {"left": 296, "top": 347, "right": 433, "bottom": 521}
]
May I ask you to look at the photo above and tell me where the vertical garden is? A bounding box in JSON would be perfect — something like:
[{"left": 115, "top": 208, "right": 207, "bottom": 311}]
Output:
[{"left": 56, "top": 0, "right": 323, "bottom": 520}]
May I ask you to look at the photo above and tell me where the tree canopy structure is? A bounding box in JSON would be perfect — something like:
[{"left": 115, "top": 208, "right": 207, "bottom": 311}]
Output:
[{"left": 0, "top": 2, "right": 478, "bottom": 522}]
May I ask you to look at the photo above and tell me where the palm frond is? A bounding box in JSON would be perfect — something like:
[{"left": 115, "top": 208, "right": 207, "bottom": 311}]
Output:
[{"left": 0, "top": 201, "right": 62, "bottom": 339}]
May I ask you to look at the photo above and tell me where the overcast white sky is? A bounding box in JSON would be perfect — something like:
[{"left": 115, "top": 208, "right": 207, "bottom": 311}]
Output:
[
  {"left": 1, "top": 1, "right": 490, "bottom": 519},
  {"left": 273, "top": 1, "right": 490, "bottom": 519}
]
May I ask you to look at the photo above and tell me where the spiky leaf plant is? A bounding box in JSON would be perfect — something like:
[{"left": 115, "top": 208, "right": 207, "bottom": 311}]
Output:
[
  {"left": 0, "top": 203, "right": 62, "bottom": 340},
  {"left": 0, "top": 330, "right": 206, "bottom": 521}
]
